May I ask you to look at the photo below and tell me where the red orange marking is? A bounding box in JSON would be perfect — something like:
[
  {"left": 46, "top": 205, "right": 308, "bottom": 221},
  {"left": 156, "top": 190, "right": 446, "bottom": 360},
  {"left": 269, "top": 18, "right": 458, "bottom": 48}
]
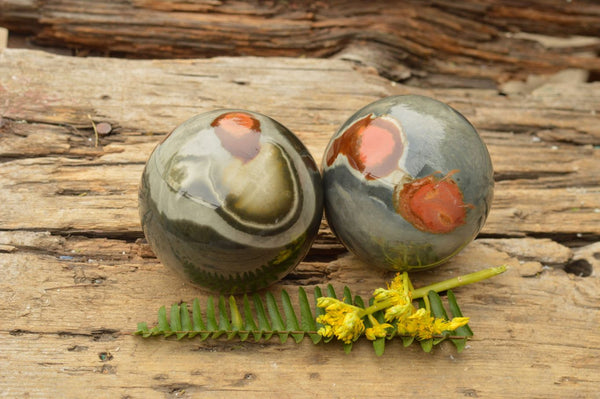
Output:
[
  {"left": 326, "top": 115, "right": 404, "bottom": 180},
  {"left": 211, "top": 112, "right": 261, "bottom": 162},
  {"left": 394, "top": 170, "right": 471, "bottom": 234}
]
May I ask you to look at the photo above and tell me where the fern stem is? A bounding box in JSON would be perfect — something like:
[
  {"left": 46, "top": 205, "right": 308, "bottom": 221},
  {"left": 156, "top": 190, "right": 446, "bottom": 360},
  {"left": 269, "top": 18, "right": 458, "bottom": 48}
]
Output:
[
  {"left": 140, "top": 328, "right": 470, "bottom": 340},
  {"left": 412, "top": 265, "right": 507, "bottom": 299}
]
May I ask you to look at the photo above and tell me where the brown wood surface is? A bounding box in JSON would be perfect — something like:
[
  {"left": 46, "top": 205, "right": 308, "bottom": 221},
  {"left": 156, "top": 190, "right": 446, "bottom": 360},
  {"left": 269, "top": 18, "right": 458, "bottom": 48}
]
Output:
[
  {"left": 2, "top": 0, "right": 600, "bottom": 88},
  {"left": 1, "top": 48, "right": 599, "bottom": 398}
]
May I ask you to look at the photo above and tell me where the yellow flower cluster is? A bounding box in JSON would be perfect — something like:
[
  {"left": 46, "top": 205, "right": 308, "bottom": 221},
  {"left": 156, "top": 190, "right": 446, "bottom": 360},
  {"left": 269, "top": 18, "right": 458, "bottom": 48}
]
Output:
[
  {"left": 316, "top": 273, "right": 470, "bottom": 343},
  {"left": 316, "top": 297, "right": 365, "bottom": 344},
  {"left": 396, "top": 308, "right": 469, "bottom": 340},
  {"left": 365, "top": 315, "right": 392, "bottom": 341},
  {"left": 373, "top": 273, "right": 414, "bottom": 322}
]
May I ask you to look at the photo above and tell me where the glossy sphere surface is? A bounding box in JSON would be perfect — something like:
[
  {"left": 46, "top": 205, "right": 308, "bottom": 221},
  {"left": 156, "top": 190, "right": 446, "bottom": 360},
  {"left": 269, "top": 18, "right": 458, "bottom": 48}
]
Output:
[
  {"left": 323, "top": 95, "right": 494, "bottom": 271},
  {"left": 139, "top": 110, "right": 323, "bottom": 293}
]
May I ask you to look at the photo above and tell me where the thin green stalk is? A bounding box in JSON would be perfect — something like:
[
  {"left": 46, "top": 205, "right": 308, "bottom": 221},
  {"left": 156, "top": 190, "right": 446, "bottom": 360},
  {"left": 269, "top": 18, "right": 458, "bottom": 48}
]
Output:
[
  {"left": 412, "top": 265, "right": 507, "bottom": 299},
  {"left": 422, "top": 294, "right": 431, "bottom": 313},
  {"left": 357, "top": 298, "right": 395, "bottom": 317},
  {"left": 356, "top": 266, "right": 506, "bottom": 318}
]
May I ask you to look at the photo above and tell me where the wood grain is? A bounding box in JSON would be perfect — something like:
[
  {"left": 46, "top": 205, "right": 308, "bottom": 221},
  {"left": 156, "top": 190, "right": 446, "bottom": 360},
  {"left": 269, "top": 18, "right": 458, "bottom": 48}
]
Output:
[
  {"left": 1, "top": 49, "right": 599, "bottom": 398},
  {"left": 1, "top": 50, "right": 598, "bottom": 239},
  {"left": 2, "top": 1, "right": 600, "bottom": 88}
]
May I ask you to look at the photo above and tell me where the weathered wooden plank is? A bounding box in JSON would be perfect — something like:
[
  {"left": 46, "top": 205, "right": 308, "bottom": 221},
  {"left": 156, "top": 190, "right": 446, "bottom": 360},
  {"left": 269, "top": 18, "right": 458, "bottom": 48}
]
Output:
[
  {"left": 1, "top": 233, "right": 598, "bottom": 398},
  {"left": 0, "top": 49, "right": 599, "bottom": 398},
  {"left": 2, "top": 0, "right": 600, "bottom": 87},
  {"left": 1, "top": 49, "right": 599, "bottom": 240}
]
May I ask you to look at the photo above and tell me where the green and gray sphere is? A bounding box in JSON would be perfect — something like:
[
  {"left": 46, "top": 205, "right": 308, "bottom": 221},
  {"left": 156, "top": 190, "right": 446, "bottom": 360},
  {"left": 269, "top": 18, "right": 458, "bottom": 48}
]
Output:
[
  {"left": 139, "top": 110, "right": 323, "bottom": 293},
  {"left": 322, "top": 95, "right": 494, "bottom": 271}
]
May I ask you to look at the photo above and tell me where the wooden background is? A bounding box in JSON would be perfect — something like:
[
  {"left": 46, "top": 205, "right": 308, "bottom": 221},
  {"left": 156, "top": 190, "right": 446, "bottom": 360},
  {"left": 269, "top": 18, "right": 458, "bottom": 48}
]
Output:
[{"left": 1, "top": 1, "right": 599, "bottom": 398}]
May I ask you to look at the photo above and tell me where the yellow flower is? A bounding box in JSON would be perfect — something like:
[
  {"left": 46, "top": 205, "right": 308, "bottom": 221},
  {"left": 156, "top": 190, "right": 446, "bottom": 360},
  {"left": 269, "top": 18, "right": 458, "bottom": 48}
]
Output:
[
  {"left": 433, "top": 317, "right": 470, "bottom": 335},
  {"left": 396, "top": 308, "right": 429, "bottom": 337},
  {"left": 365, "top": 315, "right": 392, "bottom": 341},
  {"left": 396, "top": 308, "right": 470, "bottom": 340},
  {"left": 316, "top": 297, "right": 339, "bottom": 308},
  {"left": 372, "top": 287, "right": 396, "bottom": 303},
  {"left": 388, "top": 272, "right": 410, "bottom": 292},
  {"left": 384, "top": 302, "right": 413, "bottom": 322},
  {"left": 317, "top": 324, "right": 333, "bottom": 338},
  {"left": 316, "top": 297, "right": 365, "bottom": 344},
  {"left": 372, "top": 273, "right": 415, "bottom": 323},
  {"left": 338, "top": 312, "right": 365, "bottom": 343}
]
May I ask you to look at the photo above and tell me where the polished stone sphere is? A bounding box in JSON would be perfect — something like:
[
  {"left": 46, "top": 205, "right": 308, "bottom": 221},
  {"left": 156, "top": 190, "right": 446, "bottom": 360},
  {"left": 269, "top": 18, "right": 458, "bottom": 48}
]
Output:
[
  {"left": 322, "top": 95, "right": 494, "bottom": 272},
  {"left": 139, "top": 110, "right": 323, "bottom": 293}
]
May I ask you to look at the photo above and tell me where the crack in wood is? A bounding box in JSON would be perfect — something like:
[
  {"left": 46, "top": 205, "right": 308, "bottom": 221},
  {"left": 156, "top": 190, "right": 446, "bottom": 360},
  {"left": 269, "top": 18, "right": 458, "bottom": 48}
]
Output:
[
  {"left": 152, "top": 382, "right": 206, "bottom": 396},
  {"left": 494, "top": 170, "right": 575, "bottom": 182},
  {"left": 478, "top": 232, "right": 600, "bottom": 247},
  {"left": 7, "top": 328, "right": 121, "bottom": 339}
]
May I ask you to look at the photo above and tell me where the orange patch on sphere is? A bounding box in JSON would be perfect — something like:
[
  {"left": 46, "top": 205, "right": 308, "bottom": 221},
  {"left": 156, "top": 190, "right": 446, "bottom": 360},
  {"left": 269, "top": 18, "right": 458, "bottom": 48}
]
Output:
[
  {"left": 326, "top": 115, "right": 404, "bottom": 180},
  {"left": 394, "top": 170, "right": 471, "bottom": 234},
  {"left": 212, "top": 112, "right": 261, "bottom": 162}
]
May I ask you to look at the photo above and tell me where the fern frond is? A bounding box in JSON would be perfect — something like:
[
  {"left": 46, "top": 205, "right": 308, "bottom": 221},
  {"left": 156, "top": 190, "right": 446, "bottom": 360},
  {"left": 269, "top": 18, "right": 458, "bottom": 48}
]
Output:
[{"left": 135, "top": 284, "right": 473, "bottom": 355}]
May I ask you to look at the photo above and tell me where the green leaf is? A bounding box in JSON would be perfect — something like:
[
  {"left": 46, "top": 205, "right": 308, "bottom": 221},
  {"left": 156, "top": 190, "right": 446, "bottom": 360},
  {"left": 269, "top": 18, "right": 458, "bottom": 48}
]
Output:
[
  {"left": 355, "top": 296, "right": 384, "bottom": 356},
  {"left": 157, "top": 306, "right": 172, "bottom": 337},
  {"left": 353, "top": 295, "right": 366, "bottom": 309},
  {"left": 451, "top": 335, "right": 468, "bottom": 353},
  {"left": 447, "top": 290, "right": 473, "bottom": 352},
  {"left": 340, "top": 287, "right": 355, "bottom": 353},
  {"left": 218, "top": 295, "right": 234, "bottom": 339},
  {"left": 326, "top": 284, "right": 337, "bottom": 299},
  {"left": 136, "top": 322, "right": 151, "bottom": 338},
  {"left": 299, "top": 287, "right": 320, "bottom": 344},
  {"left": 401, "top": 336, "right": 414, "bottom": 347},
  {"left": 448, "top": 290, "right": 474, "bottom": 336},
  {"left": 179, "top": 303, "right": 192, "bottom": 339},
  {"left": 371, "top": 297, "right": 387, "bottom": 356},
  {"left": 253, "top": 293, "right": 273, "bottom": 340},
  {"left": 229, "top": 296, "right": 244, "bottom": 340},
  {"left": 192, "top": 298, "right": 209, "bottom": 341},
  {"left": 372, "top": 340, "right": 385, "bottom": 356},
  {"left": 428, "top": 290, "right": 449, "bottom": 320},
  {"left": 343, "top": 286, "right": 353, "bottom": 304},
  {"left": 241, "top": 295, "right": 256, "bottom": 341},
  {"left": 205, "top": 296, "right": 221, "bottom": 339},
  {"left": 281, "top": 290, "right": 303, "bottom": 344},
  {"left": 314, "top": 286, "right": 325, "bottom": 324},
  {"left": 313, "top": 286, "right": 331, "bottom": 343},
  {"left": 170, "top": 304, "right": 182, "bottom": 337},
  {"left": 428, "top": 291, "right": 450, "bottom": 344},
  {"left": 343, "top": 342, "right": 353, "bottom": 354},
  {"left": 266, "top": 292, "right": 287, "bottom": 343},
  {"left": 420, "top": 338, "right": 433, "bottom": 353}
]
